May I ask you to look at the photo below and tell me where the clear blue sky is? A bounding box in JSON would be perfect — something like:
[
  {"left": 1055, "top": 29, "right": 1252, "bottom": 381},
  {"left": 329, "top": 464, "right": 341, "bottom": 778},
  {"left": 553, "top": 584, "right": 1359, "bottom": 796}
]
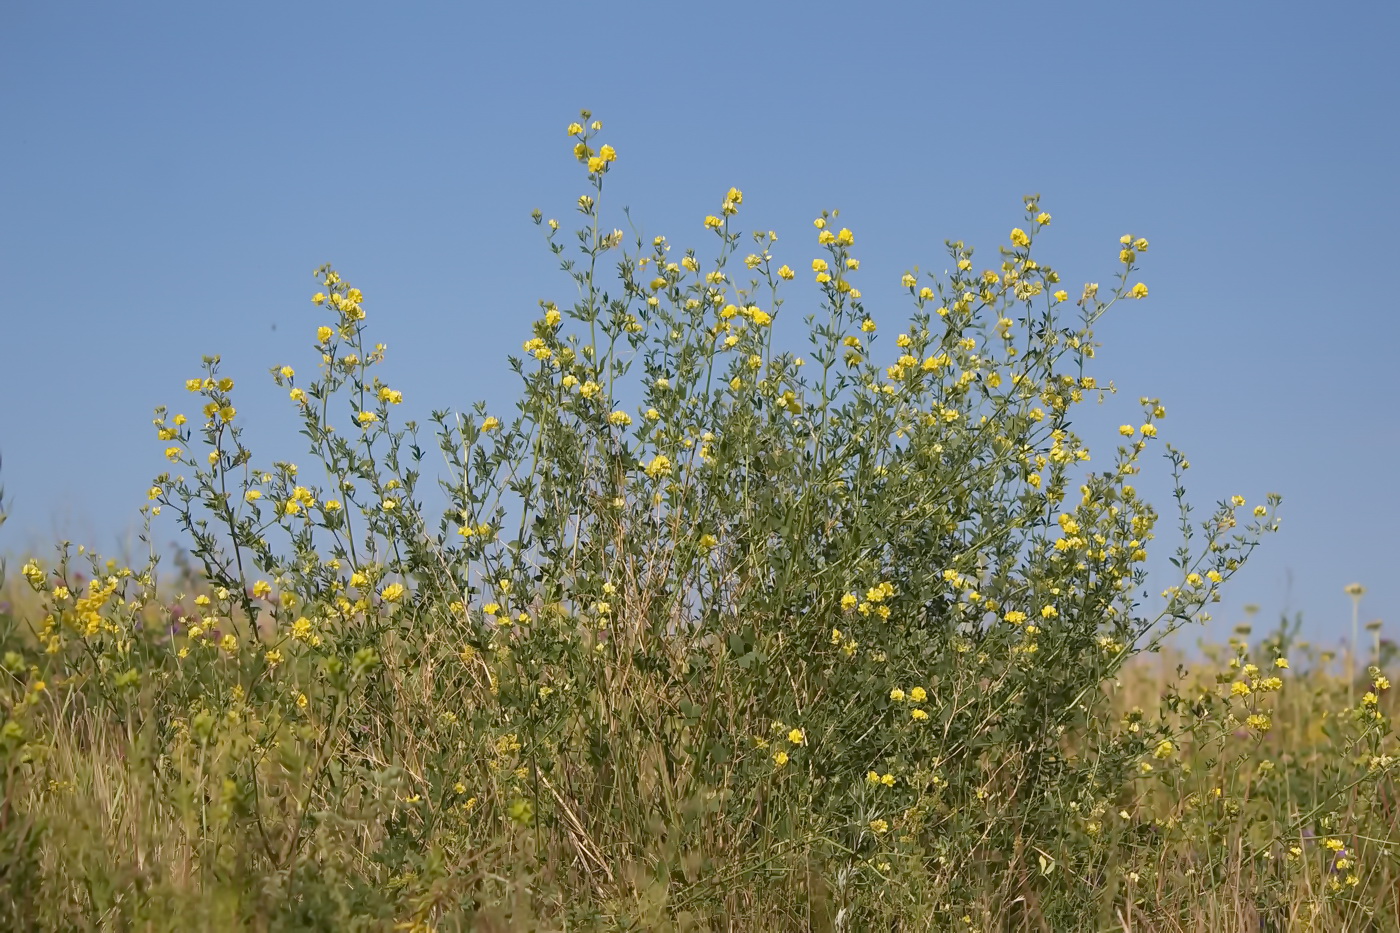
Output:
[{"left": 2, "top": 1, "right": 1395, "bottom": 648}]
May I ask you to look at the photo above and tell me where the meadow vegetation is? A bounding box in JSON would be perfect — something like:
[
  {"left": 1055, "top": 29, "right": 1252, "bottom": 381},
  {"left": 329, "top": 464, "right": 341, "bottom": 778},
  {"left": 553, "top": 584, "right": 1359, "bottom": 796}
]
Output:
[{"left": 1, "top": 112, "right": 1396, "bottom": 931}]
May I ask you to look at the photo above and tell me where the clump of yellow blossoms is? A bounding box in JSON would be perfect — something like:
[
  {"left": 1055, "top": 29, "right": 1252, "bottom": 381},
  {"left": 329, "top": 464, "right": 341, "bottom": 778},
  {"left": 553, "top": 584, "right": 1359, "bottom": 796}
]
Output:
[{"left": 0, "top": 110, "right": 1338, "bottom": 931}]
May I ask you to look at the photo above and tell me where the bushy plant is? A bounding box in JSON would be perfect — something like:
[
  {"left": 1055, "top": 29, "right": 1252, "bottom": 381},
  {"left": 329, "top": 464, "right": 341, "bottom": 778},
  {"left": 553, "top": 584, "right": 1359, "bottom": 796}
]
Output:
[{"left": 2, "top": 111, "right": 1396, "bottom": 931}]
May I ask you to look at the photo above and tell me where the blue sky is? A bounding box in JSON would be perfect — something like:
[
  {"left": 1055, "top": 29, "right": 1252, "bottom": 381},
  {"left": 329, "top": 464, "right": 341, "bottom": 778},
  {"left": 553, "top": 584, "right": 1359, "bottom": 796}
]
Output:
[{"left": 2, "top": 1, "right": 1395, "bottom": 648}]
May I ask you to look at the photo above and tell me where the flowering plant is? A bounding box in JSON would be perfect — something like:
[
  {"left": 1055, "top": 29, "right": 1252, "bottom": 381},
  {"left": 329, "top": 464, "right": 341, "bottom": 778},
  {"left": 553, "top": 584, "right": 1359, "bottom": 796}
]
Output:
[{"left": 2, "top": 111, "right": 1393, "bottom": 931}]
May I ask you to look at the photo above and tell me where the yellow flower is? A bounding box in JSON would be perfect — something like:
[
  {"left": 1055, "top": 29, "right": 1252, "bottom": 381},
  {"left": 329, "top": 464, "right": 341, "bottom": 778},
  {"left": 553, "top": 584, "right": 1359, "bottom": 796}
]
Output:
[
  {"left": 889, "top": 687, "right": 905, "bottom": 702},
  {"left": 911, "top": 708, "right": 929, "bottom": 721},
  {"left": 773, "top": 750, "right": 789, "bottom": 767},
  {"left": 909, "top": 686, "right": 927, "bottom": 703},
  {"left": 787, "top": 728, "right": 806, "bottom": 746},
  {"left": 566, "top": 122, "right": 583, "bottom": 135},
  {"left": 380, "top": 583, "right": 406, "bottom": 603},
  {"left": 777, "top": 264, "right": 794, "bottom": 280},
  {"left": 1010, "top": 228, "right": 1031, "bottom": 248},
  {"left": 252, "top": 580, "right": 272, "bottom": 599},
  {"left": 644, "top": 454, "right": 673, "bottom": 478},
  {"left": 1130, "top": 283, "right": 1149, "bottom": 299},
  {"left": 812, "top": 258, "right": 829, "bottom": 273},
  {"left": 317, "top": 325, "right": 333, "bottom": 343},
  {"left": 312, "top": 292, "right": 327, "bottom": 305},
  {"left": 869, "top": 818, "right": 889, "bottom": 834},
  {"left": 599, "top": 144, "right": 617, "bottom": 162},
  {"left": 481, "top": 416, "right": 501, "bottom": 432}
]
